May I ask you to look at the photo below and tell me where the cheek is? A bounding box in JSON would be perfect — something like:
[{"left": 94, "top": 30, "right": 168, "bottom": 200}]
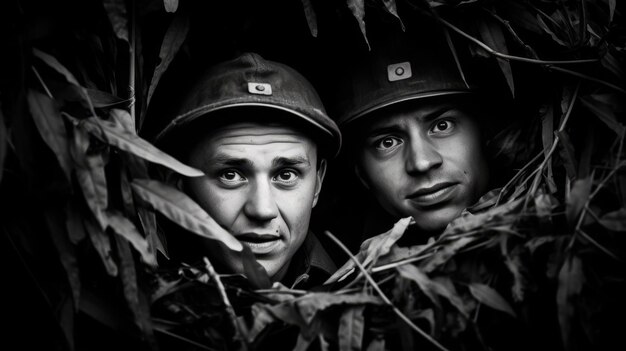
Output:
[
  {"left": 360, "top": 155, "right": 403, "bottom": 193},
  {"left": 186, "top": 179, "right": 241, "bottom": 225}
]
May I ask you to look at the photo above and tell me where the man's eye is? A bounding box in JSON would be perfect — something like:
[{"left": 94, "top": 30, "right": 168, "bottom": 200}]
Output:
[
  {"left": 430, "top": 120, "right": 455, "bottom": 134},
  {"left": 375, "top": 136, "right": 402, "bottom": 150},
  {"left": 273, "top": 170, "right": 298, "bottom": 184},
  {"left": 219, "top": 170, "right": 245, "bottom": 183}
]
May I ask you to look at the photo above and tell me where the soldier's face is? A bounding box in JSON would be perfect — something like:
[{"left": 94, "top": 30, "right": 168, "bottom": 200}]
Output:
[
  {"left": 356, "top": 101, "right": 489, "bottom": 235},
  {"left": 185, "top": 122, "right": 326, "bottom": 281}
]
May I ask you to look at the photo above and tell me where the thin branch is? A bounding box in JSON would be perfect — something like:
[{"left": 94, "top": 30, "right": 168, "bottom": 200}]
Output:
[
  {"left": 528, "top": 82, "right": 581, "bottom": 197},
  {"left": 203, "top": 257, "right": 247, "bottom": 348},
  {"left": 435, "top": 16, "right": 598, "bottom": 65},
  {"left": 324, "top": 230, "right": 451, "bottom": 351},
  {"left": 577, "top": 229, "right": 625, "bottom": 263},
  {"left": 496, "top": 151, "right": 544, "bottom": 205},
  {"left": 549, "top": 66, "right": 626, "bottom": 95},
  {"left": 31, "top": 66, "right": 54, "bottom": 98}
]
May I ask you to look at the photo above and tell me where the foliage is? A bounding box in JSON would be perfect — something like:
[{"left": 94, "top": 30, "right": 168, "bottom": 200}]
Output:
[{"left": 1, "top": 0, "right": 624, "bottom": 350}]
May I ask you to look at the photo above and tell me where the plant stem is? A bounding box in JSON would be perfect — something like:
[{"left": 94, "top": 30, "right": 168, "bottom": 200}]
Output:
[
  {"left": 203, "top": 257, "right": 247, "bottom": 348},
  {"left": 31, "top": 66, "right": 54, "bottom": 98},
  {"left": 324, "top": 231, "right": 451, "bottom": 351}
]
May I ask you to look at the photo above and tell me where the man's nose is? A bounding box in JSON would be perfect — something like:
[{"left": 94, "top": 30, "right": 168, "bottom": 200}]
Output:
[
  {"left": 244, "top": 180, "right": 279, "bottom": 221},
  {"left": 405, "top": 135, "right": 443, "bottom": 174}
]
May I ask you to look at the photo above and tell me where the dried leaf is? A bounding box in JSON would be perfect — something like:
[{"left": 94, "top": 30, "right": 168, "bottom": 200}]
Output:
[
  {"left": 557, "top": 255, "right": 585, "bottom": 351},
  {"left": 147, "top": 11, "right": 189, "bottom": 108},
  {"left": 130, "top": 178, "right": 243, "bottom": 252},
  {"left": 468, "top": 283, "right": 517, "bottom": 317},
  {"left": 84, "top": 214, "right": 118, "bottom": 276},
  {"left": 164, "top": 0, "right": 179, "bottom": 13},
  {"left": 478, "top": 17, "right": 514, "bottom": 96},
  {"left": 609, "top": 0, "right": 616, "bottom": 22},
  {"left": 444, "top": 197, "right": 523, "bottom": 235},
  {"left": 599, "top": 208, "right": 626, "bottom": 232},
  {"left": 381, "top": 0, "right": 405, "bottom": 31},
  {"left": 105, "top": 210, "right": 157, "bottom": 267},
  {"left": 77, "top": 116, "right": 203, "bottom": 177},
  {"left": 300, "top": 0, "right": 318, "bottom": 37},
  {"left": 103, "top": 0, "right": 129, "bottom": 41},
  {"left": 27, "top": 89, "right": 72, "bottom": 181},
  {"left": 325, "top": 217, "right": 412, "bottom": 284},
  {"left": 565, "top": 176, "right": 592, "bottom": 225},
  {"left": 347, "top": 0, "right": 370, "bottom": 50},
  {"left": 339, "top": 306, "right": 365, "bottom": 351}
]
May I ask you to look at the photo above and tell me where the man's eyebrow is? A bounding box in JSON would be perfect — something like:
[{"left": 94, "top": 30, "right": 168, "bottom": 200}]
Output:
[
  {"left": 209, "top": 153, "right": 253, "bottom": 167},
  {"left": 272, "top": 156, "right": 310, "bottom": 167},
  {"left": 367, "top": 106, "right": 455, "bottom": 136}
]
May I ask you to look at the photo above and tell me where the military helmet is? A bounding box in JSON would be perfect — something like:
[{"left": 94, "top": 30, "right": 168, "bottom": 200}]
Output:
[
  {"left": 332, "top": 19, "right": 475, "bottom": 127},
  {"left": 155, "top": 52, "right": 342, "bottom": 158}
]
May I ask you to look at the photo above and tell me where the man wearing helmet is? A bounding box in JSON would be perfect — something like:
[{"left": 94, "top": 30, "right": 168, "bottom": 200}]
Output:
[
  {"left": 153, "top": 52, "right": 341, "bottom": 288},
  {"left": 323, "top": 13, "right": 506, "bottom": 247}
]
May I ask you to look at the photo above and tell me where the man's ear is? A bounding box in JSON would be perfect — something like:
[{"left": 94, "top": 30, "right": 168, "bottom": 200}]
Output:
[
  {"left": 354, "top": 163, "right": 370, "bottom": 190},
  {"left": 312, "top": 159, "right": 327, "bottom": 208}
]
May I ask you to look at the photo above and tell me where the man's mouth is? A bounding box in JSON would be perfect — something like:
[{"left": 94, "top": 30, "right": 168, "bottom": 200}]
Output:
[
  {"left": 236, "top": 233, "right": 281, "bottom": 255},
  {"left": 406, "top": 182, "right": 458, "bottom": 207}
]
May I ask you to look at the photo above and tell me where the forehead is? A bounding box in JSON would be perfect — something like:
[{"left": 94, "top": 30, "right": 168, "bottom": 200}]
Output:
[
  {"left": 189, "top": 121, "right": 316, "bottom": 159},
  {"left": 365, "top": 101, "right": 473, "bottom": 130}
]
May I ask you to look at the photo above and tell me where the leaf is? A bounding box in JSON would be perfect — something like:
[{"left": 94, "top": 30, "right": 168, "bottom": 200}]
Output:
[
  {"left": 399, "top": 265, "right": 470, "bottom": 316},
  {"left": 65, "top": 200, "right": 87, "bottom": 244},
  {"left": 300, "top": 0, "right": 318, "bottom": 37},
  {"left": 397, "top": 264, "right": 442, "bottom": 308},
  {"left": 609, "top": 0, "right": 616, "bottom": 22},
  {"left": 130, "top": 178, "right": 243, "bottom": 252},
  {"left": 72, "top": 126, "right": 108, "bottom": 228},
  {"left": 325, "top": 217, "right": 412, "bottom": 284},
  {"left": 339, "top": 306, "right": 365, "bottom": 351},
  {"left": 32, "top": 48, "right": 81, "bottom": 86},
  {"left": 103, "top": 0, "right": 129, "bottom": 41},
  {"left": 147, "top": 11, "right": 189, "bottom": 109},
  {"left": 599, "top": 208, "right": 626, "bottom": 231},
  {"left": 105, "top": 210, "right": 157, "bottom": 267},
  {"left": 565, "top": 176, "right": 592, "bottom": 225},
  {"left": 164, "top": 0, "right": 179, "bottom": 13},
  {"left": 425, "top": 238, "right": 476, "bottom": 275},
  {"left": 556, "top": 130, "right": 578, "bottom": 180},
  {"left": 44, "top": 208, "right": 81, "bottom": 311},
  {"left": 0, "top": 106, "right": 7, "bottom": 184},
  {"left": 76, "top": 116, "right": 203, "bottom": 177},
  {"left": 87, "top": 89, "right": 129, "bottom": 109},
  {"left": 27, "top": 89, "right": 72, "bottom": 181},
  {"left": 295, "top": 292, "right": 381, "bottom": 325},
  {"left": 84, "top": 214, "right": 118, "bottom": 276},
  {"left": 366, "top": 337, "right": 385, "bottom": 351},
  {"left": 534, "top": 192, "right": 558, "bottom": 217},
  {"left": 581, "top": 94, "right": 625, "bottom": 136},
  {"left": 381, "top": 0, "right": 405, "bottom": 31},
  {"left": 468, "top": 283, "right": 517, "bottom": 317},
  {"left": 478, "top": 17, "right": 514, "bottom": 96},
  {"left": 346, "top": 0, "right": 370, "bottom": 50},
  {"left": 557, "top": 255, "right": 585, "bottom": 351},
  {"left": 443, "top": 197, "right": 523, "bottom": 235}
]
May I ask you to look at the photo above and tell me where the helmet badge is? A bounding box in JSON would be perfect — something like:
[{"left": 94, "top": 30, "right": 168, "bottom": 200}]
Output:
[
  {"left": 387, "top": 62, "right": 412, "bottom": 82},
  {"left": 248, "top": 82, "right": 272, "bottom": 95}
]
